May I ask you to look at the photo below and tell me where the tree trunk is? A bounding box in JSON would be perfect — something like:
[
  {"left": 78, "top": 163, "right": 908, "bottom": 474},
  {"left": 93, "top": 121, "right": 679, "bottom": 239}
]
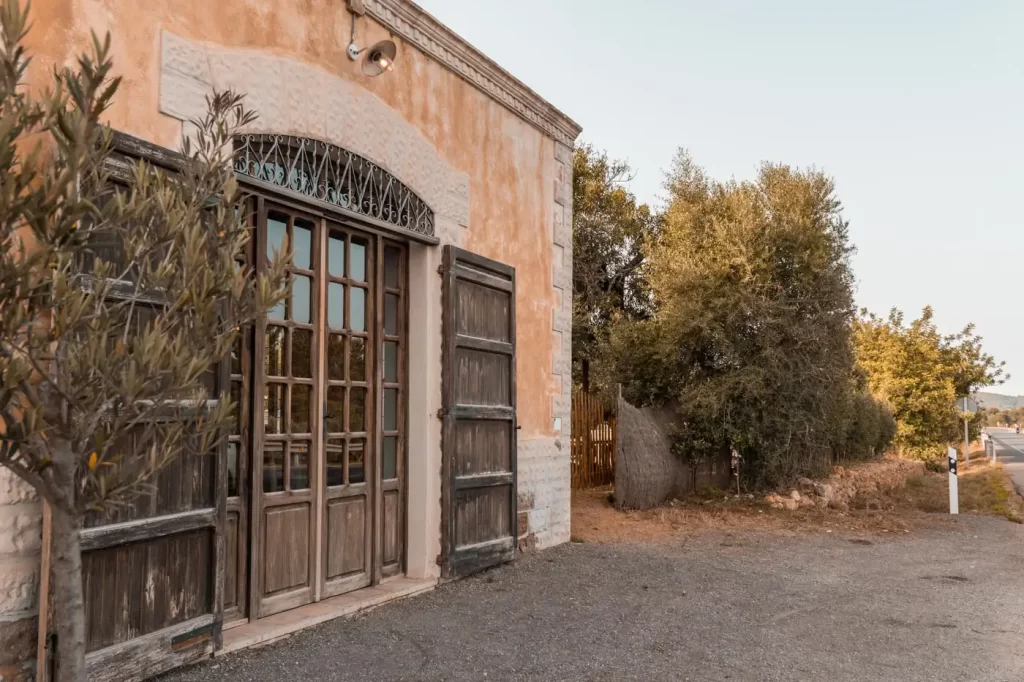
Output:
[{"left": 50, "top": 506, "right": 87, "bottom": 681}]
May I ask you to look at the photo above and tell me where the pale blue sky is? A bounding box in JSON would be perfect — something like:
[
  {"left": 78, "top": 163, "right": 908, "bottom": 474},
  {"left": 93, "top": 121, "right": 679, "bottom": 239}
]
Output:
[{"left": 418, "top": 0, "right": 1023, "bottom": 393}]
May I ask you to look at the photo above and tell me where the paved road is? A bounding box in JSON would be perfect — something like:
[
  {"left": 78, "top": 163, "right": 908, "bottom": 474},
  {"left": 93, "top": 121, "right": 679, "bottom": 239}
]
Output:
[
  {"left": 986, "top": 429, "right": 1024, "bottom": 494},
  {"left": 161, "top": 517, "right": 1024, "bottom": 682}
]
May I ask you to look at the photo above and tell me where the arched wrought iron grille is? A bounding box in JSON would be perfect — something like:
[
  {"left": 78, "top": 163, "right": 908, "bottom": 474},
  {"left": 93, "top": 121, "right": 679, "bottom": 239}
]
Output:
[{"left": 233, "top": 134, "right": 435, "bottom": 238}]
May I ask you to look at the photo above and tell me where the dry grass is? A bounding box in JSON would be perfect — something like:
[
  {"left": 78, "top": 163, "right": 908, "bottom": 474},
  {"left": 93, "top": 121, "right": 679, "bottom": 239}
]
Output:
[
  {"left": 571, "top": 487, "right": 920, "bottom": 545},
  {"left": 571, "top": 462, "right": 1024, "bottom": 545},
  {"left": 898, "top": 461, "right": 1024, "bottom": 523}
]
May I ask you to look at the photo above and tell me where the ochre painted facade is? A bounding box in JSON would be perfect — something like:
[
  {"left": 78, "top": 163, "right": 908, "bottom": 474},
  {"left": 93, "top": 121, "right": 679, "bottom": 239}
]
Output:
[
  {"left": 28, "top": 0, "right": 561, "bottom": 439},
  {"left": 3, "top": 1, "right": 578, "bottom": 679}
]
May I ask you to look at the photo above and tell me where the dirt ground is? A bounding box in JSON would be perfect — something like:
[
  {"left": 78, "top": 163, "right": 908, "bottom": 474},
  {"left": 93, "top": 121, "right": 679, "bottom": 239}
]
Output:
[
  {"left": 572, "top": 487, "right": 918, "bottom": 543},
  {"left": 159, "top": 468, "right": 1024, "bottom": 682},
  {"left": 572, "top": 461, "right": 1024, "bottom": 546}
]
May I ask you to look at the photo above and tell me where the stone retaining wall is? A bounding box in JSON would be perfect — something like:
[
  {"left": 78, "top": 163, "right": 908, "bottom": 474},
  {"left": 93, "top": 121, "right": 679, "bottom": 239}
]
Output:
[{"left": 766, "top": 458, "right": 925, "bottom": 512}]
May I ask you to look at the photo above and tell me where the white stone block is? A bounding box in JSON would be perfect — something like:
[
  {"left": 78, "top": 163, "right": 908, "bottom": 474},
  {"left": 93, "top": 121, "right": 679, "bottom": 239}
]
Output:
[
  {"left": 0, "top": 556, "right": 39, "bottom": 615},
  {"left": 0, "top": 504, "right": 42, "bottom": 555},
  {"left": 0, "top": 469, "right": 36, "bottom": 505}
]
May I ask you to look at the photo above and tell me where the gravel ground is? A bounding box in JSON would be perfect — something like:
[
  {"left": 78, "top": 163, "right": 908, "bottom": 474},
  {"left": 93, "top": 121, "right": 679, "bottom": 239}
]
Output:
[{"left": 161, "top": 515, "right": 1024, "bottom": 682}]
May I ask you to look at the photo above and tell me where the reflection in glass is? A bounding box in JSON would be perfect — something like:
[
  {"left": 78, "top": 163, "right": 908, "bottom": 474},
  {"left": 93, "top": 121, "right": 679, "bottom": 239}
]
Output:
[
  {"left": 327, "top": 334, "right": 345, "bottom": 380},
  {"left": 383, "top": 388, "right": 398, "bottom": 431},
  {"left": 291, "top": 385, "right": 311, "bottom": 433},
  {"left": 266, "top": 326, "right": 285, "bottom": 376},
  {"left": 326, "top": 386, "right": 345, "bottom": 433},
  {"left": 350, "top": 239, "right": 367, "bottom": 281},
  {"left": 328, "top": 233, "right": 345, "bottom": 277},
  {"left": 382, "top": 436, "right": 397, "bottom": 480},
  {"left": 200, "top": 363, "right": 219, "bottom": 395},
  {"left": 227, "top": 442, "right": 239, "bottom": 497},
  {"left": 384, "top": 293, "right": 398, "bottom": 335},
  {"left": 350, "top": 387, "right": 366, "bottom": 432},
  {"left": 291, "top": 275, "right": 311, "bottom": 324},
  {"left": 231, "top": 334, "right": 242, "bottom": 375},
  {"left": 263, "top": 443, "right": 284, "bottom": 493},
  {"left": 384, "top": 341, "right": 398, "bottom": 382},
  {"left": 349, "top": 439, "right": 366, "bottom": 484},
  {"left": 265, "top": 383, "right": 285, "bottom": 434},
  {"left": 384, "top": 246, "right": 400, "bottom": 288},
  {"left": 293, "top": 219, "right": 313, "bottom": 269},
  {"left": 230, "top": 381, "right": 242, "bottom": 435},
  {"left": 292, "top": 328, "right": 313, "bottom": 378},
  {"left": 290, "top": 442, "right": 310, "bottom": 490},
  {"left": 328, "top": 282, "right": 344, "bottom": 329},
  {"left": 325, "top": 439, "right": 345, "bottom": 486},
  {"left": 350, "top": 337, "right": 366, "bottom": 381},
  {"left": 267, "top": 214, "right": 287, "bottom": 259},
  {"left": 350, "top": 286, "right": 366, "bottom": 332}
]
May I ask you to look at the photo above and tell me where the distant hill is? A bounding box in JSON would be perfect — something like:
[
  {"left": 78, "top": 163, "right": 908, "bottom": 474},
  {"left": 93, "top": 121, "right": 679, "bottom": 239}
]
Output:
[{"left": 975, "top": 392, "right": 1024, "bottom": 410}]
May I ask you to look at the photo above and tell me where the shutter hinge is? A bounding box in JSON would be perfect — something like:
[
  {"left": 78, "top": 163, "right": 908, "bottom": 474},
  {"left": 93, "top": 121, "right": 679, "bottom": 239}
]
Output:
[
  {"left": 436, "top": 408, "right": 447, "bottom": 419},
  {"left": 436, "top": 264, "right": 444, "bottom": 275}
]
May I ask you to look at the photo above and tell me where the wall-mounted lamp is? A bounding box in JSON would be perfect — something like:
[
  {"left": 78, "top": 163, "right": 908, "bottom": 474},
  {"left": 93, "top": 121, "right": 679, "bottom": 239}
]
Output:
[
  {"left": 346, "top": 10, "right": 397, "bottom": 77},
  {"left": 349, "top": 39, "right": 396, "bottom": 76}
]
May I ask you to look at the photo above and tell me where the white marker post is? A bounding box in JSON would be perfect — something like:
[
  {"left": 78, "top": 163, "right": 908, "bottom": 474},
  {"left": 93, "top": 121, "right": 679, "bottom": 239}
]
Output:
[{"left": 947, "top": 445, "right": 959, "bottom": 515}]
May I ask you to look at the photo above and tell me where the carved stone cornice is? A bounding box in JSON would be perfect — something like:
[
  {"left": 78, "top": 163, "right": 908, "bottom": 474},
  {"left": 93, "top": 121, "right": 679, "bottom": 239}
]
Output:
[{"left": 364, "top": 0, "right": 582, "bottom": 147}]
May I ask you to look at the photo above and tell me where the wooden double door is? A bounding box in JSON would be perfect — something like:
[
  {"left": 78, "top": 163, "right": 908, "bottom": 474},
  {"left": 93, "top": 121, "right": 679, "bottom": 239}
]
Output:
[{"left": 225, "top": 197, "right": 407, "bottom": 622}]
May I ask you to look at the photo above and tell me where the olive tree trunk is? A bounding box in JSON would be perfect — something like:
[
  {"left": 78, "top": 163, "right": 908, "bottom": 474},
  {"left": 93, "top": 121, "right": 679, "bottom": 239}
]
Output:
[{"left": 49, "top": 468, "right": 87, "bottom": 682}]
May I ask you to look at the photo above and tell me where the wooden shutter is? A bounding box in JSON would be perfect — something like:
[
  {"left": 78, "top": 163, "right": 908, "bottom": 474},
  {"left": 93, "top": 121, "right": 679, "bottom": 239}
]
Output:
[
  {"left": 76, "top": 366, "right": 227, "bottom": 682},
  {"left": 441, "top": 246, "right": 517, "bottom": 578}
]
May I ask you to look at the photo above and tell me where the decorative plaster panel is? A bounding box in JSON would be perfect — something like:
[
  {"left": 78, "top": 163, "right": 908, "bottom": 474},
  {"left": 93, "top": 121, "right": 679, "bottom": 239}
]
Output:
[{"left": 159, "top": 31, "right": 471, "bottom": 230}]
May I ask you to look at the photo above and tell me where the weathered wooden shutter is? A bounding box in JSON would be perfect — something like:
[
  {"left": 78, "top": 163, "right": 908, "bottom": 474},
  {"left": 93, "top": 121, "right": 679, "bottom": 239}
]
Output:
[
  {"left": 63, "top": 137, "right": 228, "bottom": 681},
  {"left": 76, "top": 366, "right": 228, "bottom": 682},
  {"left": 441, "top": 246, "right": 517, "bottom": 578}
]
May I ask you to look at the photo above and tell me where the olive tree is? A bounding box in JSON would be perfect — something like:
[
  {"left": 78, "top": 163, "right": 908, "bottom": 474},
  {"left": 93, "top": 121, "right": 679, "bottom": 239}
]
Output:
[
  {"left": 0, "top": 2, "right": 285, "bottom": 678},
  {"left": 608, "top": 150, "right": 886, "bottom": 486}
]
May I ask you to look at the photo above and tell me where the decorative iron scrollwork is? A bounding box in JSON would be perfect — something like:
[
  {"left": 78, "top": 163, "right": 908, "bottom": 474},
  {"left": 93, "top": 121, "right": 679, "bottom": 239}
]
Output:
[{"left": 233, "top": 134, "right": 435, "bottom": 238}]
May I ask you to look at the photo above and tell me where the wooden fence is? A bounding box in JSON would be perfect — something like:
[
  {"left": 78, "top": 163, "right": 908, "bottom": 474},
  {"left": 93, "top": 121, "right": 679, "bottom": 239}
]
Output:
[{"left": 571, "top": 389, "right": 616, "bottom": 488}]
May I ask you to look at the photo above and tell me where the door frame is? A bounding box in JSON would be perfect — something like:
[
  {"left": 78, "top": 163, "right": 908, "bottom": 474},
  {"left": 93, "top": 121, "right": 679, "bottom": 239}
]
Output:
[
  {"left": 318, "top": 219, "right": 377, "bottom": 600},
  {"left": 249, "top": 197, "right": 322, "bottom": 618},
  {"left": 237, "top": 180, "right": 412, "bottom": 623}
]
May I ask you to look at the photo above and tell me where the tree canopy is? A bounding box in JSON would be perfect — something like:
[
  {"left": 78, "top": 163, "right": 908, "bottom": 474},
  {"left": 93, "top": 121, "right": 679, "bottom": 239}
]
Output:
[
  {"left": 854, "top": 306, "right": 1005, "bottom": 458},
  {"left": 606, "top": 150, "right": 893, "bottom": 486},
  {"left": 571, "top": 144, "right": 659, "bottom": 388}
]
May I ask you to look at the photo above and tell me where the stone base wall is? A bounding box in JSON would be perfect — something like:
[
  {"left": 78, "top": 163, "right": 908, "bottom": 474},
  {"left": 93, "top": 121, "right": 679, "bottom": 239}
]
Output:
[
  {"left": 517, "top": 437, "right": 571, "bottom": 551},
  {"left": 515, "top": 136, "right": 573, "bottom": 554},
  {"left": 0, "top": 469, "right": 41, "bottom": 681}
]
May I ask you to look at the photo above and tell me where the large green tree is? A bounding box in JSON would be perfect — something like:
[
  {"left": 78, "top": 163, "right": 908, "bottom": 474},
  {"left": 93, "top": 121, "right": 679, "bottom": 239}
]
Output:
[
  {"left": 854, "top": 306, "right": 1005, "bottom": 458},
  {"left": 571, "top": 144, "right": 659, "bottom": 390},
  {"left": 608, "top": 150, "right": 891, "bottom": 485}
]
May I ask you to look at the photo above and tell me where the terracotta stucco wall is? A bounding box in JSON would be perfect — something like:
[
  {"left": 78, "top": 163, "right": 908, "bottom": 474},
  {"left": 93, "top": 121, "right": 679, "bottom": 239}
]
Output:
[
  {"left": 28, "top": 0, "right": 559, "bottom": 438},
  {"left": 7, "top": 7, "right": 573, "bottom": 672}
]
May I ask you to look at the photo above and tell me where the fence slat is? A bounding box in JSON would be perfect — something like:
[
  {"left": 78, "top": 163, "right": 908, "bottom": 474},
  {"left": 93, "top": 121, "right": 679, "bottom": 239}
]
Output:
[{"left": 571, "top": 389, "right": 616, "bottom": 489}]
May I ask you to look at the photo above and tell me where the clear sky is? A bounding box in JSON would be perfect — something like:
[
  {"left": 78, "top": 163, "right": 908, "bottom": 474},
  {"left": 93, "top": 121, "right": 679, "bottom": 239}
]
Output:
[{"left": 417, "top": 0, "right": 1023, "bottom": 393}]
